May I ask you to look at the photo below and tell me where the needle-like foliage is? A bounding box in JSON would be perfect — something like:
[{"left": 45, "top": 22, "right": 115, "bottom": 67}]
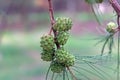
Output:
[{"left": 40, "top": 0, "right": 120, "bottom": 80}]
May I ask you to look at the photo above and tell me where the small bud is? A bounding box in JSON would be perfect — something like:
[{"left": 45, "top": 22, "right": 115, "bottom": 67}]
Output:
[{"left": 106, "top": 22, "right": 116, "bottom": 33}]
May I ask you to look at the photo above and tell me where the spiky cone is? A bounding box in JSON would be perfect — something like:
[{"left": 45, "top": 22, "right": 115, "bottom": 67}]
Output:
[
  {"left": 85, "top": 0, "right": 103, "bottom": 4},
  {"left": 56, "top": 31, "right": 69, "bottom": 45},
  {"left": 53, "top": 17, "right": 72, "bottom": 31},
  {"left": 41, "top": 49, "right": 54, "bottom": 61},
  {"left": 51, "top": 61, "right": 64, "bottom": 73},
  {"left": 64, "top": 54, "right": 75, "bottom": 67},
  {"left": 40, "top": 35, "right": 55, "bottom": 50},
  {"left": 55, "top": 48, "right": 70, "bottom": 63},
  {"left": 106, "top": 22, "right": 116, "bottom": 33}
]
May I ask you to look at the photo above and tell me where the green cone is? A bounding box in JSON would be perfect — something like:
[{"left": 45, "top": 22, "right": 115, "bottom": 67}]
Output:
[
  {"left": 53, "top": 17, "right": 72, "bottom": 31},
  {"left": 51, "top": 61, "right": 64, "bottom": 73},
  {"left": 55, "top": 48, "right": 69, "bottom": 63},
  {"left": 64, "top": 54, "right": 75, "bottom": 67},
  {"left": 57, "top": 31, "right": 69, "bottom": 45},
  {"left": 41, "top": 49, "right": 54, "bottom": 61},
  {"left": 40, "top": 35, "right": 55, "bottom": 50}
]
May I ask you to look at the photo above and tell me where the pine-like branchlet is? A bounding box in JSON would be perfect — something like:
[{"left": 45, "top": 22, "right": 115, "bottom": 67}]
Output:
[{"left": 40, "top": 17, "right": 75, "bottom": 73}]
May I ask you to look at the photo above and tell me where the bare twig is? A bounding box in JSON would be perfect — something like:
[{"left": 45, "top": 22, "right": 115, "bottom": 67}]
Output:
[
  {"left": 47, "top": 0, "right": 60, "bottom": 48},
  {"left": 109, "top": 0, "right": 120, "bottom": 15},
  {"left": 47, "top": 0, "right": 54, "bottom": 35},
  {"left": 48, "top": 0, "right": 55, "bottom": 25}
]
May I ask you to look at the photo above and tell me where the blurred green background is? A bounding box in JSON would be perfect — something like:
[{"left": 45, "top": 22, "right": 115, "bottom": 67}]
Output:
[{"left": 0, "top": 0, "right": 119, "bottom": 80}]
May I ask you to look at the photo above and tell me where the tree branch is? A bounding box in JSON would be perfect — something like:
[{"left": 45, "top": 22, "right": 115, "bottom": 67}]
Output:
[
  {"left": 109, "top": 0, "right": 120, "bottom": 15},
  {"left": 109, "top": 0, "right": 120, "bottom": 27},
  {"left": 47, "top": 0, "right": 60, "bottom": 48},
  {"left": 48, "top": 0, "right": 55, "bottom": 25}
]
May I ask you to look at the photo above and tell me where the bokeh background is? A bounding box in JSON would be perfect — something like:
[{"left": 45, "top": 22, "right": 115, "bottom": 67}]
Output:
[{"left": 0, "top": 0, "right": 118, "bottom": 80}]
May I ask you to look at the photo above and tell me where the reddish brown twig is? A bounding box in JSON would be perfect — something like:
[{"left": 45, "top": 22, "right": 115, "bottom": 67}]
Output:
[
  {"left": 47, "top": 0, "right": 55, "bottom": 35},
  {"left": 47, "top": 0, "right": 60, "bottom": 48},
  {"left": 48, "top": 0, "right": 55, "bottom": 26},
  {"left": 109, "top": 0, "right": 120, "bottom": 15},
  {"left": 109, "top": 0, "right": 120, "bottom": 27}
]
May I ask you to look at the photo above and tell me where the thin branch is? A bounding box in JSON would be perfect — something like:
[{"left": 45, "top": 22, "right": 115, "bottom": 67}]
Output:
[
  {"left": 48, "top": 0, "right": 55, "bottom": 25},
  {"left": 67, "top": 67, "right": 77, "bottom": 80},
  {"left": 47, "top": 0, "right": 60, "bottom": 48},
  {"left": 109, "top": 0, "right": 120, "bottom": 15}
]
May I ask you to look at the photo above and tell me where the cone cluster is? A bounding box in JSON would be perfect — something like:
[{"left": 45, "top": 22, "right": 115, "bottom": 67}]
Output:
[
  {"left": 54, "top": 17, "right": 72, "bottom": 46},
  {"left": 40, "top": 17, "right": 75, "bottom": 73}
]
